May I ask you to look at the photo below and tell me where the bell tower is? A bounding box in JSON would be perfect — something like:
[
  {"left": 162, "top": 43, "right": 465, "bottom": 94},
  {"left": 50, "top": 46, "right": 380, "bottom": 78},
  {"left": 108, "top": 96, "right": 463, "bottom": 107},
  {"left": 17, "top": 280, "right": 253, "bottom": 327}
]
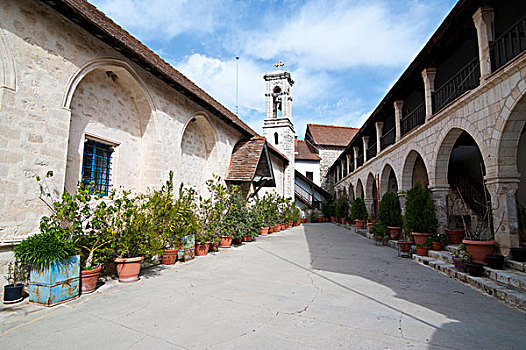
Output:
[{"left": 263, "top": 61, "right": 295, "bottom": 199}]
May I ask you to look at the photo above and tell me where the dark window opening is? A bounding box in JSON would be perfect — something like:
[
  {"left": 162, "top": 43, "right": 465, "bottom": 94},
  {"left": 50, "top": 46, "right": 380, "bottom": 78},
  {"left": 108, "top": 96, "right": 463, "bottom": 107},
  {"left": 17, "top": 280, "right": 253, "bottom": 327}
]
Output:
[
  {"left": 82, "top": 139, "right": 113, "bottom": 196},
  {"left": 306, "top": 171, "right": 313, "bottom": 181}
]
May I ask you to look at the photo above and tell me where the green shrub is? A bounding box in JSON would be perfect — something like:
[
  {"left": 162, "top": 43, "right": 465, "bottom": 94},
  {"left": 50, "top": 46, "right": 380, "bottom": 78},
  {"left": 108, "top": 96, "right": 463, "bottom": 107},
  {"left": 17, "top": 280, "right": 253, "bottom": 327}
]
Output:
[
  {"left": 404, "top": 183, "right": 437, "bottom": 233},
  {"left": 335, "top": 197, "right": 350, "bottom": 218},
  {"left": 378, "top": 192, "right": 403, "bottom": 227},
  {"left": 14, "top": 232, "right": 77, "bottom": 270},
  {"left": 350, "top": 198, "right": 368, "bottom": 221}
]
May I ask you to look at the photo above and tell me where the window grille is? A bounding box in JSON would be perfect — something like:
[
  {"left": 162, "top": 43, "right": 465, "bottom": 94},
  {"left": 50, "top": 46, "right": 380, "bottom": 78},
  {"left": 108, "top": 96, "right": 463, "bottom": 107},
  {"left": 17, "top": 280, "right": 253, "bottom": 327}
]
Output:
[{"left": 81, "top": 139, "right": 113, "bottom": 196}]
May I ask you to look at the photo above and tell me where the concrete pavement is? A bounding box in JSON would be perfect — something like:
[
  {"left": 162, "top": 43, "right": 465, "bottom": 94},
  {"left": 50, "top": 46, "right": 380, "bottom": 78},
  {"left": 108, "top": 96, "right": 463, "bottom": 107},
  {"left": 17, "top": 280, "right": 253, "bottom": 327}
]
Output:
[{"left": 1, "top": 223, "right": 525, "bottom": 349}]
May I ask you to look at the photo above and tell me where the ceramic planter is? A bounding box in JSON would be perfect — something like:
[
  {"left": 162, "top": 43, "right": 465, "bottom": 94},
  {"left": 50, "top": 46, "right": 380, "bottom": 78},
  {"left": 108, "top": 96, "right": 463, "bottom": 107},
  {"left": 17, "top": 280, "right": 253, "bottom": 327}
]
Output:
[
  {"left": 288, "top": 221, "right": 293, "bottom": 228},
  {"left": 114, "top": 256, "right": 144, "bottom": 283},
  {"left": 445, "top": 229, "right": 464, "bottom": 244},
  {"left": 302, "top": 219, "right": 307, "bottom": 223},
  {"left": 486, "top": 255, "right": 505, "bottom": 269},
  {"left": 243, "top": 235, "right": 252, "bottom": 242},
  {"left": 387, "top": 226, "right": 401, "bottom": 240},
  {"left": 317, "top": 217, "right": 323, "bottom": 223},
  {"left": 209, "top": 242, "right": 219, "bottom": 252},
  {"left": 161, "top": 249, "right": 179, "bottom": 265},
  {"left": 398, "top": 241, "right": 412, "bottom": 253},
  {"left": 195, "top": 242, "right": 209, "bottom": 256},
  {"left": 325, "top": 218, "right": 329, "bottom": 222},
  {"left": 416, "top": 246, "right": 428, "bottom": 256},
  {"left": 412, "top": 233, "right": 433, "bottom": 246},
  {"left": 29, "top": 255, "right": 80, "bottom": 306},
  {"left": 431, "top": 242, "right": 442, "bottom": 251},
  {"left": 80, "top": 265, "right": 102, "bottom": 294},
  {"left": 367, "top": 222, "right": 373, "bottom": 232},
  {"left": 177, "top": 235, "right": 196, "bottom": 261},
  {"left": 467, "top": 262, "right": 484, "bottom": 277},
  {"left": 219, "top": 236, "right": 232, "bottom": 248},
  {"left": 3, "top": 284, "right": 24, "bottom": 304},
  {"left": 356, "top": 220, "right": 365, "bottom": 229},
  {"left": 232, "top": 237, "right": 243, "bottom": 245},
  {"left": 510, "top": 247, "right": 526, "bottom": 262},
  {"left": 462, "top": 240, "right": 495, "bottom": 264},
  {"left": 452, "top": 257, "right": 468, "bottom": 272},
  {"left": 260, "top": 227, "right": 269, "bottom": 236}
]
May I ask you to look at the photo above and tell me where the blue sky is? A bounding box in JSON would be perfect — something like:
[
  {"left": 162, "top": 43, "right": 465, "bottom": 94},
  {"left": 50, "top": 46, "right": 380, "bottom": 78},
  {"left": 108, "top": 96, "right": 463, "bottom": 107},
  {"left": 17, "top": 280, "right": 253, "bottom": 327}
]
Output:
[{"left": 91, "top": 0, "right": 458, "bottom": 138}]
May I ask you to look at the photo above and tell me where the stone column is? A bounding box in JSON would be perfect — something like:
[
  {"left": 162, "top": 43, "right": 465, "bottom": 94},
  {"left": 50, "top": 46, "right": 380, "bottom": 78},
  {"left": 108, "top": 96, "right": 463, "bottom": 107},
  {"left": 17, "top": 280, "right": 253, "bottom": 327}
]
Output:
[
  {"left": 473, "top": 7, "right": 494, "bottom": 81},
  {"left": 353, "top": 147, "right": 359, "bottom": 169},
  {"left": 375, "top": 122, "right": 384, "bottom": 154},
  {"left": 362, "top": 136, "right": 369, "bottom": 163},
  {"left": 335, "top": 165, "right": 340, "bottom": 183},
  {"left": 340, "top": 159, "right": 345, "bottom": 179},
  {"left": 422, "top": 68, "right": 437, "bottom": 119},
  {"left": 485, "top": 176, "right": 521, "bottom": 256},
  {"left": 346, "top": 154, "right": 351, "bottom": 174},
  {"left": 429, "top": 185, "right": 450, "bottom": 235},
  {"left": 398, "top": 191, "right": 407, "bottom": 215},
  {"left": 393, "top": 100, "right": 404, "bottom": 141}
]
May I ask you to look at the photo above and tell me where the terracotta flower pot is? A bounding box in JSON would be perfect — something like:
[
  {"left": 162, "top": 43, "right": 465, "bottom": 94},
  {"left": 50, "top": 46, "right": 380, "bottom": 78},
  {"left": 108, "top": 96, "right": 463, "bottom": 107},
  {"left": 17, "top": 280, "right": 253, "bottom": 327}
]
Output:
[
  {"left": 296, "top": 220, "right": 301, "bottom": 226},
  {"left": 398, "top": 241, "right": 412, "bottom": 253},
  {"left": 260, "top": 227, "right": 269, "bottom": 236},
  {"left": 445, "top": 229, "right": 464, "bottom": 244},
  {"left": 431, "top": 242, "right": 442, "bottom": 251},
  {"left": 412, "top": 232, "right": 433, "bottom": 246},
  {"left": 288, "top": 221, "right": 293, "bottom": 228},
  {"left": 81, "top": 265, "right": 102, "bottom": 294},
  {"left": 209, "top": 242, "right": 219, "bottom": 252},
  {"left": 416, "top": 246, "right": 428, "bottom": 256},
  {"left": 367, "top": 222, "right": 373, "bottom": 232},
  {"left": 219, "top": 236, "right": 233, "bottom": 248},
  {"left": 274, "top": 224, "right": 280, "bottom": 232},
  {"left": 387, "top": 226, "right": 401, "bottom": 240},
  {"left": 317, "top": 217, "right": 323, "bottom": 223},
  {"left": 195, "top": 242, "right": 210, "bottom": 256},
  {"left": 114, "top": 256, "right": 144, "bottom": 283},
  {"left": 302, "top": 219, "right": 307, "bottom": 223},
  {"left": 356, "top": 220, "right": 365, "bottom": 229},
  {"left": 243, "top": 235, "right": 252, "bottom": 242},
  {"left": 462, "top": 239, "right": 496, "bottom": 264},
  {"left": 325, "top": 218, "right": 329, "bottom": 222},
  {"left": 161, "top": 249, "right": 179, "bottom": 265},
  {"left": 453, "top": 257, "right": 468, "bottom": 272},
  {"left": 232, "top": 237, "right": 243, "bottom": 245},
  {"left": 268, "top": 226, "right": 274, "bottom": 234}
]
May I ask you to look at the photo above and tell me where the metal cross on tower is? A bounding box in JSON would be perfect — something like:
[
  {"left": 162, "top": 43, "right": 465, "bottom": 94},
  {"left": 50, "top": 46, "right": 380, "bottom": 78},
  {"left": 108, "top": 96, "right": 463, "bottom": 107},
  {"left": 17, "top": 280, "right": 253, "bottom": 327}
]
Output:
[{"left": 274, "top": 60, "right": 284, "bottom": 70}]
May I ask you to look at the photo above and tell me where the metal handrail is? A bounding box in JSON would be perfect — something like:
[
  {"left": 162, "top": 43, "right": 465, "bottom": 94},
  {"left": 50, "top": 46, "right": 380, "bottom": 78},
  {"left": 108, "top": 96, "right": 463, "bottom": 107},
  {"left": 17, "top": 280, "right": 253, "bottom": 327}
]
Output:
[
  {"left": 401, "top": 102, "right": 425, "bottom": 136},
  {"left": 366, "top": 142, "right": 377, "bottom": 160},
  {"left": 380, "top": 127, "right": 395, "bottom": 149},
  {"left": 490, "top": 15, "right": 526, "bottom": 71}
]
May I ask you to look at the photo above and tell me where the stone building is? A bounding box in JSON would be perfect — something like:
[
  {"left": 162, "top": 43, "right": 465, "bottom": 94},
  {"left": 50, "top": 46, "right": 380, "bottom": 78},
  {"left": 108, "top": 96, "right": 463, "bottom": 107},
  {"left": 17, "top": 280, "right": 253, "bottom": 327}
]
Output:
[
  {"left": 0, "top": 0, "right": 289, "bottom": 266},
  {"left": 330, "top": 0, "right": 526, "bottom": 256}
]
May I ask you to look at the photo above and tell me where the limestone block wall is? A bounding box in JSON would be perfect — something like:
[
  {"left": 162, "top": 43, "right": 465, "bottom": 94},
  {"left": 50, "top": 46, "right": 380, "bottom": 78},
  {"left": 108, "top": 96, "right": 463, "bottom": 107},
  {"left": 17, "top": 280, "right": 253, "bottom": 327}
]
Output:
[
  {"left": 333, "top": 52, "right": 526, "bottom": 254},
  {"left": 0, "top": 0, "right": 257, "bottom": 246},
  {"left": 319, "top": 146, "right": 345, "bottom": 191}
]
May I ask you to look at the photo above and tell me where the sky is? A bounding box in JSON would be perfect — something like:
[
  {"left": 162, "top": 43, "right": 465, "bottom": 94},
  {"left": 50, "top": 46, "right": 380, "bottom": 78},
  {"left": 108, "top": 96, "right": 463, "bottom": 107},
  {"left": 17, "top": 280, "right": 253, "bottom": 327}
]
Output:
[{"left": 90, "top": 0, "right": 458, "bottom": 138}]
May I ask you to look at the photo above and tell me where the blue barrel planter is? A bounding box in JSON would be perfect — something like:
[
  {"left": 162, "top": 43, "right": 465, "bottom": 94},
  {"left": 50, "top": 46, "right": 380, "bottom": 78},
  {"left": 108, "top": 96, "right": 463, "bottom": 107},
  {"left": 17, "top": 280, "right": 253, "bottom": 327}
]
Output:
[
  {"left": 177, "top": 235, "right": 195, "bottom": 262},
  {"left": 29, "top": 255, "right": 80, "bottom": 307}
]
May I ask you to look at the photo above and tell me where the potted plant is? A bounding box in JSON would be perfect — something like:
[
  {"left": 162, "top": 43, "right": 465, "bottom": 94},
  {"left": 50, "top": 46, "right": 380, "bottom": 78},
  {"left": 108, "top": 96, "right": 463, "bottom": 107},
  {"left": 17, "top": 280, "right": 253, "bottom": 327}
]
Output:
[
  {"left": 3, "top": 260, "right": 28, "bottom": 304},
  {"left": 430, "top": 234, "right": 448, "bottom": 251},
  {"left": 377, "top": 192, "right": 403, "bottom": 239},
  {"left": 416, "top": 238, "right": 431, "bottom": 256},
  {"left": 351, "top": 198, "right": 367, "bottom": 229},
  {"left": 445, "top": 214, "right": 465, "bottom": 244},
  {"left": 404, "top": 183, "right": 437, "bottom": 245},
  {"left": 452, "top": 244, "right": 470, "bottom": 272},
  {"left": 370, "top": 222, "right": 388, "bottom": 244}
]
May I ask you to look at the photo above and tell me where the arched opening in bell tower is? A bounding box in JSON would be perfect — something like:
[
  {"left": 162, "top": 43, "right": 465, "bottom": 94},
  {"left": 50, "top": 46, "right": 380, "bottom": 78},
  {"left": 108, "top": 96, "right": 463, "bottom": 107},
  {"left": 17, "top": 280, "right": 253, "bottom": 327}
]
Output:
[{"left": 273, "top": 86, "right": 282, "bottom": 118}]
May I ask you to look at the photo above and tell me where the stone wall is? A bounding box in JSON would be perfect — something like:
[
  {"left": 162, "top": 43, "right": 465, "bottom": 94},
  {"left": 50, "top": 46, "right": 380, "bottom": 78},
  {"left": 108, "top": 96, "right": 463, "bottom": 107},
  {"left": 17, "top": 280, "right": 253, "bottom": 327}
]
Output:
[{"left": 319, "top": 146, "right": 345, "bottom": 191}]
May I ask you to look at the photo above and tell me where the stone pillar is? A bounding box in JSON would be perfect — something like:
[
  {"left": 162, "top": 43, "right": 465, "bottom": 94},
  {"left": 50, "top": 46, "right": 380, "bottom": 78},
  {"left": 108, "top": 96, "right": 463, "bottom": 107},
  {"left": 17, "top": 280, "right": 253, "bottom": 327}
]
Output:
[
  {"left": 485, "top": 176, "right": 521, "bottom": 256},
  {"left": 362, "top": 136, "right": 369, "bottom": 163},
  {"left": 335, "top": 165, "right": 340, "bottom": 183},
  {"left": 422, "top": 68, "right": 437, "bottom": 119},
  {"left": 398, "top": 191, "right": 407, "bottom": 215},
  {"left": 473, "top": 7, "right": 494, "bottom": 81},
  {"left": 375, "top": 122, "right": 384, "bottom": 154},
  {"left": 340, "top": 159, "right": 345, "bottom": 179},
  {"left": 353, "top": 147, "right": 359, "bottom": 169},
  {"left": 364, "top": 198, "right": 374, "bottom": 219},
  {"left": 393, "top": 100, "right": 404, "bottom": 141},
  {"left": 429, "top": 185, "right": 450, "bottom": 235},
  {"left": 346, "top": 154, "right": 351, "bottom": 174}
]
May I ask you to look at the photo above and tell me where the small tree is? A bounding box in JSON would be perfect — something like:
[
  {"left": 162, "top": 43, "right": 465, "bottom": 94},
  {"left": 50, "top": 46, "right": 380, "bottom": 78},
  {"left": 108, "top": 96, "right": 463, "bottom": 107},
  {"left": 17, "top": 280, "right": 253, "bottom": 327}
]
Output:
[
  {"left": 335, "top": 196, "right": 349, "bottom": 218},
  {"left": 378, "top": 192, "right": 403, "bottom": 227},
  {"left": 404, "top": 183, "right": 437, "bottom": 233},
  {"left": 350, "top": 198, "right": 368, "bottom": 221}
]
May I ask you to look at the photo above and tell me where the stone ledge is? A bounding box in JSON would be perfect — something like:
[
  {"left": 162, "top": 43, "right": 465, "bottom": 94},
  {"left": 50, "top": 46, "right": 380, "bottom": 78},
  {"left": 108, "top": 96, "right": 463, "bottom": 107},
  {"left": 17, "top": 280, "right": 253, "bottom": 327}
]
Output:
[
  {"left": 413, "top": 254, "right": 526, "bottom": 311},
  {"left": 507, "top": 259, "right": 526, "bottom": 272}
]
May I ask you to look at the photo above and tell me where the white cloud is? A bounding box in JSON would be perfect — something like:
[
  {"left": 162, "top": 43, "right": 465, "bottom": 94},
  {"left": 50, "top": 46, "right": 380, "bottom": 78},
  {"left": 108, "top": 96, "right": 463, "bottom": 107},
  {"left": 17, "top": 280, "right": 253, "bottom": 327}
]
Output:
[{"left": 91, "top": 0, "right": 228, "bottom": 40}]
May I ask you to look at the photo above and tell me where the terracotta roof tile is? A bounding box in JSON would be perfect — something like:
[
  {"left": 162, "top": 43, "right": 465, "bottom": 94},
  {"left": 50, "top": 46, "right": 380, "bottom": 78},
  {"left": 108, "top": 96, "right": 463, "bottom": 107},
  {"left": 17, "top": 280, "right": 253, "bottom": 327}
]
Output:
[
  {"left": 295, "top": 139, "right": 321, "bottom": 161},
  {"left": 306, "top": 124, "right": 359, "bottom": 147}
]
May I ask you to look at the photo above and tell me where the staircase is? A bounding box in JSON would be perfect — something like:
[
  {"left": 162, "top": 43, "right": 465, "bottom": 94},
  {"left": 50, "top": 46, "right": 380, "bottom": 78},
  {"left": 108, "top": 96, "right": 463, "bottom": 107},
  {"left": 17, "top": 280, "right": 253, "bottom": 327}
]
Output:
[{"left": 295, "top": 184, "right": 313, "bottom": 207}]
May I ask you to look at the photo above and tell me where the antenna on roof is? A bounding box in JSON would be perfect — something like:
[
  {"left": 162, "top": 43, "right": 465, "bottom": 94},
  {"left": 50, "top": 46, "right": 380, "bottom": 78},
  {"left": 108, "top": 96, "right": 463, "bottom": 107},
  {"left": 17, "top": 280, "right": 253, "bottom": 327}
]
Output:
[{"left": 235, "top": 56, "right": 239, "bottom": 116}]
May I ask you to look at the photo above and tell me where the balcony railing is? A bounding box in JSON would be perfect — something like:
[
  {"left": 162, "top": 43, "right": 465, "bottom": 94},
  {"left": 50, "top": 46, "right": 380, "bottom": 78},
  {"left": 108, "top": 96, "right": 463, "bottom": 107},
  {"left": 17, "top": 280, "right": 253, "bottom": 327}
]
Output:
[
  {"left": 491, "top": 15, "right": 526, "bottom": 71},
  {"left": 380, "top": 127, "right": 395, "bottom": 149},
  {"left": 366, "top": 142, "right": 377, "bottom": 160},
  {"left": 295, "top": 183, "right": 313, "bottom": 205},
  {"left": 433, "top": 57, "right": 480, "bottom": 113},
  {"left": 357, "top": 154, "right": 364, "bottom": 167},
  {"left": 349, "top": 160, "right": 355, "bottom": 173},
  {"left": 401, "top": 102, "right": 425, "bottom": 136}
]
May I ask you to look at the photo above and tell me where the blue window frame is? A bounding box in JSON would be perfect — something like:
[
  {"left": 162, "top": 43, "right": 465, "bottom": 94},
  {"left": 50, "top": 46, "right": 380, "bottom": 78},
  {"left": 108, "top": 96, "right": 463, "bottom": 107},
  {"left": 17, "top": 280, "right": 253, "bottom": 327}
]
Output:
[{"left": 81, "top": 139, "right": 113, "bottom": 196}]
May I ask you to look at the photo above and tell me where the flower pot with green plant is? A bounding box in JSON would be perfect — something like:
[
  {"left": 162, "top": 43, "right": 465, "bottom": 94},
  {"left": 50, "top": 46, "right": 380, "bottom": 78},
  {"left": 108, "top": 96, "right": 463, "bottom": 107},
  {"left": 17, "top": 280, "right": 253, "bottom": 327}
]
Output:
[
  {"left": 430, "top": 234, "right": 448, "bottom": 251},
  {"left": 3, "top": 259, "right": 29, "bottom": 304},
  {"left": 351, "top": 198, "right": 368, "bottom": 229},
  {"left": 377, "top": 192, "right": 403, "bottom": 239},
  {"left": 416, "top": 238, "right": 431, "bottom": 256},
  {"left": 370, "top": 222, "right": 389, "bottom": 245},
  {"left": 404, "top": 183, "right": 437, "bottom": 245},
  {"left": 453, "top": 244, "right": 471, "bottom": 272}
]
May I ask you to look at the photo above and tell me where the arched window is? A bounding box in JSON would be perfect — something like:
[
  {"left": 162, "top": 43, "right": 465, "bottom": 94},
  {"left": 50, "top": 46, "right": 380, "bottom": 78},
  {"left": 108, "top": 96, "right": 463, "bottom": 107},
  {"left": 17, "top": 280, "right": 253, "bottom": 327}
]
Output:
[{"left": 274, "top": 132, "right": 279, "bottom": 145}]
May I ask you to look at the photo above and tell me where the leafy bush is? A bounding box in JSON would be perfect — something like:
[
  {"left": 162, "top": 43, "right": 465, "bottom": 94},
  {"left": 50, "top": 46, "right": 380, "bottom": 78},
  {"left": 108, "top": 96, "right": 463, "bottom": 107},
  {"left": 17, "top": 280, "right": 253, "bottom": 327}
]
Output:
[
  {"left": 370, "top": 222, "right": 389, "bottom": 237},
  {"left": 378, "top": 192, "right": 403, "bottom": 227},
  {"left": 350, "top": 198, "right": 368, "bottom": 221},
  {"left": 404, "top": 183, "right": 437, "bottom": 233},
  {"left": 14, "top": 232, "right": 78, "bottom": 270},
  {"left": 335, "top": 197, "right": 350, "bottom": 218},
  {"left": 321, "top": 200, "right": 335, "bottom": 218}
]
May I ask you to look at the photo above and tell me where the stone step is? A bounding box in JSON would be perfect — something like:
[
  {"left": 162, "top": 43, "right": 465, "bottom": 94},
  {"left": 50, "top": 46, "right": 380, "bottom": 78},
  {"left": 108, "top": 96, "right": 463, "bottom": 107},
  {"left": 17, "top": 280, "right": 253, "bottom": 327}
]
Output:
[
  {"left": 507, "top": 259, "right": 526, "bottom": 272},
  {"left": 428, "top": 249, "right": 454, "bottom": 264},
  {"left": 413, "top": 254, "right": 526, "bottom": 311}
]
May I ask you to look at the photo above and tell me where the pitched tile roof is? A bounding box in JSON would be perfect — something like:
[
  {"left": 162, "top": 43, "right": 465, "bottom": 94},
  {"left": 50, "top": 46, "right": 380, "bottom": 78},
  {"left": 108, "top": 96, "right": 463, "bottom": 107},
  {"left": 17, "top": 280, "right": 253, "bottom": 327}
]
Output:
[
  {"left": 306, "top": 124, "right": 359, "bottom": 147},
  {"left": 295, "top": 139, "right": 321, "bottom": 161},
  {"left": 226, "top": 137, "right": 274, "bottom": 184}
]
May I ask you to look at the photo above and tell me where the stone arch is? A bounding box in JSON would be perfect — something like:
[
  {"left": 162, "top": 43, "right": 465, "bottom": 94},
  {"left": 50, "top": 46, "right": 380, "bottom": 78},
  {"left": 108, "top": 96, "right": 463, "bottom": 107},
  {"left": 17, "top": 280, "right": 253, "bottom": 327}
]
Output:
[
  {"left": 180, "top": 113, "right": 217, "bottom": 192},
  {"left": 356, "top": 179, "right": 364, "bottom": 199},
  {"left": 365, "top": 173, "right": 376, "bottom": 199},
  {"left": 402, "top": 150, "right": 429, "bottom": 191},
  {"left": 64, "top": 58, "right": 157, "bottom": 194},
  {"left": 380, "top": 163, "right": 398, "bottom": 195},
  {"left": 496, "top": 93, "right": 526, "bottom": 177},
  {"left": 0, "top": 28, "right": 16, "bottom": 91},
  {"left": 348, "top": 183, "right": 355, "bottom": 202}
]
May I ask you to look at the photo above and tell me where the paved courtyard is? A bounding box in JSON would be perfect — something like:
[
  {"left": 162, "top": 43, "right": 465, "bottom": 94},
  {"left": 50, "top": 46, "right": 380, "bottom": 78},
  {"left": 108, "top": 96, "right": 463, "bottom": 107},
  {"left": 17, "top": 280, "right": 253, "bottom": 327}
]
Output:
[{"left": 1, "top": 223, "right": 526, "bottom": 349}]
